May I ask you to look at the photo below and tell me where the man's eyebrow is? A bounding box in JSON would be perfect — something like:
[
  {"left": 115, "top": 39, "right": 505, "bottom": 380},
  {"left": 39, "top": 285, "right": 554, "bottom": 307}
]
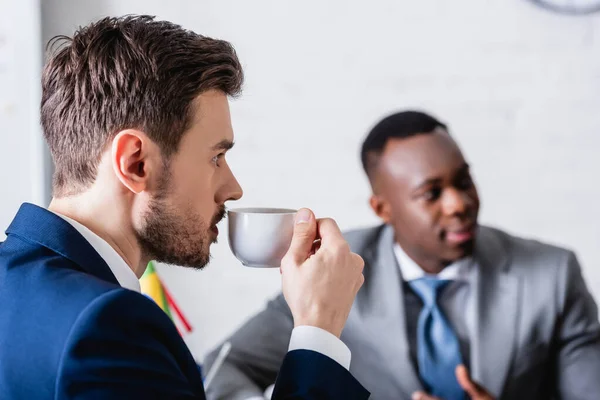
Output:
[{"left": 212, "top": 139, "right": 234, "bottom": 151}]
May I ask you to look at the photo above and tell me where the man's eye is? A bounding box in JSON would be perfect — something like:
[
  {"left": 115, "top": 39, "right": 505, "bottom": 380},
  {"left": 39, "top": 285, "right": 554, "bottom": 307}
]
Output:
[
  {"left": 423, "top": 187, "right": 442, "bottom": 202},
  {"left": 212, "top": 154, "right": 224, "bottom": 167},
  {"left": 455, "top": 174, "right": 474, "bottom": 190}
]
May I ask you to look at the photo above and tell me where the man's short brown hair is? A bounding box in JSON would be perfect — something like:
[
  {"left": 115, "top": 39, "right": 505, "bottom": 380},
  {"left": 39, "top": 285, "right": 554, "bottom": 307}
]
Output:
[{"left": 41, "top": 15, "right": 244, "bottom": 197}]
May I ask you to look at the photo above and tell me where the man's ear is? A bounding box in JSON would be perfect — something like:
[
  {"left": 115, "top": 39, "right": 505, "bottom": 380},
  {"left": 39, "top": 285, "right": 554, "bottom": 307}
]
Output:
[
  {"left": 111, "top": 129, "right": 157, "bottom": 194},
  {"left": 369, "top": 194, "right": 392, "bottom": 224}
]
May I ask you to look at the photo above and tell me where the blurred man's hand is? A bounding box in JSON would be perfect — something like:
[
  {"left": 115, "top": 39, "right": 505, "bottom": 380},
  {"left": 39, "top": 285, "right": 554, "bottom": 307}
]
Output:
[{"left": 412, "top": 365, "right": 495, "bottom": 400}]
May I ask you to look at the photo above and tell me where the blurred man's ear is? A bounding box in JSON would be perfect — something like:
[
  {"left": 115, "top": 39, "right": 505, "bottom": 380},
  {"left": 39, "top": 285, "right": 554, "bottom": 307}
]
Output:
[{"left": 369, "top": 195, "right": 392, "bottom": 224}]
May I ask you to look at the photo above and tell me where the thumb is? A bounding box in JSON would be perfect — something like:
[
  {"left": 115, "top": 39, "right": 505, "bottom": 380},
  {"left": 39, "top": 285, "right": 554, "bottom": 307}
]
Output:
[
  {"left": 285, "top": 208, "right": 317, "bottom": 265},
  {"left": 412, "top": 391, "right": 441, "bottom": 400},
  {"left": 456, "top": 365, "right": 485, "bottom": 398}
]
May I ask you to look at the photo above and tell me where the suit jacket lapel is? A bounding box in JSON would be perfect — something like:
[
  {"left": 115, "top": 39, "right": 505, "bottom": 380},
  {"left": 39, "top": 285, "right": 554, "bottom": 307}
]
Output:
[
  {"left": 6, "top": 203, "right": 119, "bottom": 285},
  {"left": 470, "top": 227, "right": 520, "bottom": 397},
  {"left": 363, "top": 225, "right": 423, "bottom": 392}
]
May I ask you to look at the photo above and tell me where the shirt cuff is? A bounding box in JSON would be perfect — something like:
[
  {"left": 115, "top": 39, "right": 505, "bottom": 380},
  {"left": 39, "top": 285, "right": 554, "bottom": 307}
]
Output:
[{"left": 288, "top": 325, "right": 351, "bottom": 370}]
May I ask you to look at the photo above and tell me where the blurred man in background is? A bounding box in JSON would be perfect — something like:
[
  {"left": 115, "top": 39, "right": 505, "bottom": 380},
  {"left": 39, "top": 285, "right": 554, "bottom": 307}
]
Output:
[{"left": 205, "top": 110, "right": 600, "bottom": 400}]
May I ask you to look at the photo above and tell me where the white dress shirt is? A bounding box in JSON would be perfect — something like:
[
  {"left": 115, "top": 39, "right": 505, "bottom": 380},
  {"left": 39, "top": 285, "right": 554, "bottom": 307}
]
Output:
[
  {"left": 393, "top": 243, "right": 472, "bottom": 282},
  {"left": 53, "top": 210, "right": 350, "bottom": 400},
  {"left": 57, "top": 213, "right": 141, "bottom": 292}
]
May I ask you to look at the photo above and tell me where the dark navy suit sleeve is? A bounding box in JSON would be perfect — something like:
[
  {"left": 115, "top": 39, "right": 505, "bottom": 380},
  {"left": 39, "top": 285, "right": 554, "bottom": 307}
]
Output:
[
  {"left": 273, "top": 350, "right": 370, "bottom": 399},
  {"left": 54, "top": 288, "right": 369, "bottom": 400},
  {"left": 55, "top": 289, "right": 205, "bottom": 400}
]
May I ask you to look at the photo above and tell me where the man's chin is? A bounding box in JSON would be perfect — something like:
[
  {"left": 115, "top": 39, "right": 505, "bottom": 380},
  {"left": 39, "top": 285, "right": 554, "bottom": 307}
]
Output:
[
  {"left": 153, "top": 250, "right": 212, "bottom": 271},
  {"left": 175, "top": 258, "right": 211, "bottom": 271},
  {"left": 444, "top": 240, "right": 476, "bottom": 261}
]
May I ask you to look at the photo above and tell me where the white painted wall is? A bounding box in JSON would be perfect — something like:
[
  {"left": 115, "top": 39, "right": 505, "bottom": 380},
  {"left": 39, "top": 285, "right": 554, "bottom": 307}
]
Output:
[
  {"left": 36, "top": 0, "right": 600, "bottom": 361},
  {"left": 0, "top": 0, "right": 47, "bottom": 238}
]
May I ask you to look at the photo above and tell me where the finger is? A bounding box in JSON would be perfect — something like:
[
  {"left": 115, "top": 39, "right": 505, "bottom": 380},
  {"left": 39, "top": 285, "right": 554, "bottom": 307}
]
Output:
[
  {"left": 412, "top": 391, "right": 441, "bottom": 400},
  {"left": 456, "top": 365, "right": 485, "bottom": 397},
  {"left": 350, "top": 253, "right": 365, "bottom": 288},
  {"left": 316, "top": 218, "right": 345, "bottom": 247},
  {"left": 351, "top": 252, "right": 365, "bottom": 270},
  {"left": 285, "top": 208, "right": 317, "bottom": 265}
]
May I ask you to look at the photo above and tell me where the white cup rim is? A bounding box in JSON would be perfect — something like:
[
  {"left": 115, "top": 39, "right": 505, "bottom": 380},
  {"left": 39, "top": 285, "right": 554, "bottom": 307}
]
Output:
[{"left": 228, "top": 207, "right": 297, "bottom": 215}]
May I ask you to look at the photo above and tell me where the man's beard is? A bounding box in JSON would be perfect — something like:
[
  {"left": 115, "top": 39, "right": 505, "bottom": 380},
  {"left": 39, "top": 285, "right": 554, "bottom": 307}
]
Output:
[{"left": 135, "top": 172, "right": 226, "bottom": 269}]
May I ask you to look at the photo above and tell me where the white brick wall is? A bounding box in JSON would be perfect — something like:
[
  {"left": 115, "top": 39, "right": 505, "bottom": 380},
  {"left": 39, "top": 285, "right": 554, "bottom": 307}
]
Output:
[{"left": 37, "top": 0, "right": 600, "bottom": 359}]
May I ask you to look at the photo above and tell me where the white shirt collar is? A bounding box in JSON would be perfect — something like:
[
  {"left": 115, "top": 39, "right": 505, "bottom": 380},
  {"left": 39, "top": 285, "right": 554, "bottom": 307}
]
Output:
[
  {"left": 393, "top": 242, "right": 472, "bottom": 282},
  {"left": 53, "top": 211, "right": 141, "bottom": 292}
]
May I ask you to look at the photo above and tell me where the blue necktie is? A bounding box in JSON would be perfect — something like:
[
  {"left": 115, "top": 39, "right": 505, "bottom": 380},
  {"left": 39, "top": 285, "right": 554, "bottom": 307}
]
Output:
[{"left": 409, "top": 277, "right": 465, "bottom": 400}]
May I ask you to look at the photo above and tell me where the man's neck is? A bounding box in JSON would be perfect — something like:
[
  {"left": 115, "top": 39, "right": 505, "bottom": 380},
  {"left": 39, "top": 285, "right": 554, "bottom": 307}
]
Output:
[
  {"left": 394, "top": 240, "right": 448, "bottom": 275},
  {"left": 48, "top": 195, "right": 148, "bottom": 277}
]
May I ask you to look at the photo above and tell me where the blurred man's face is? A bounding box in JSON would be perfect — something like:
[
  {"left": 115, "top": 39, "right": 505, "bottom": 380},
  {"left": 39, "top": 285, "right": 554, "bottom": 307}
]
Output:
[
  {"left": 370, "top": 129, "right": 480, "bottom": 272},
  {"left": 135, "top": 90, "right": 243, "bottom": 268}
]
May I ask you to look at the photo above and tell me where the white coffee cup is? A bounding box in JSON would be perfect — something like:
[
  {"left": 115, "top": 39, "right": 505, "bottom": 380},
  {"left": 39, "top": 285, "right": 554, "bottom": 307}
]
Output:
[{"left": 228, "top": 208, "right": 297, "bottom": 268}]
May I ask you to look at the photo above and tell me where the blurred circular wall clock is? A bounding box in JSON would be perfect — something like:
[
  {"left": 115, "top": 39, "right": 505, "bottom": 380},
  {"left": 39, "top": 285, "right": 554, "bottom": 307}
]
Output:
[{"left": 527, "top": 0, "right": 600, "bottom": 15}]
